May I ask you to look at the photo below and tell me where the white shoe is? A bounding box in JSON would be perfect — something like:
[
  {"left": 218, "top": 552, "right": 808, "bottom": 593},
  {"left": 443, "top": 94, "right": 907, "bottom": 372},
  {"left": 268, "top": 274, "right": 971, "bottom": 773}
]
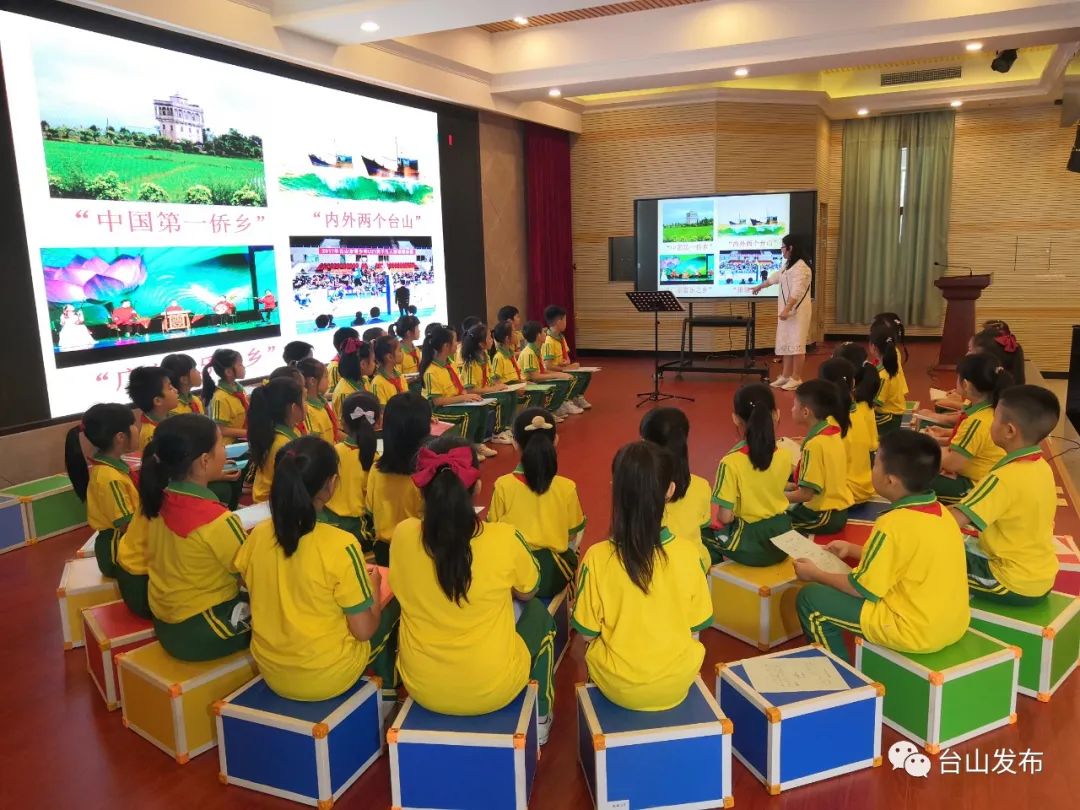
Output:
[
  {"left": 563, "top": 401, "right": 584, "bottom": 415},
  {"left": 552, "top": 413, "right": 566, "bottom": 423},
  {"left": 491, "top": 430, "right": 514, "bottom": 445},
  {"left": 476, "top": 443, "right": 498, "bottom": 458},
  {"left": 770, "top": 375, "right": 790, "bottom": 388},
  {"left": 573, "top": 396, "right": 592, "bottom": 410},
  {"left": 538, "top": 713, "right": 552, "bottom": 746},
  {"left": 781, "top": 377, "right": 803, "bottom": 391}
]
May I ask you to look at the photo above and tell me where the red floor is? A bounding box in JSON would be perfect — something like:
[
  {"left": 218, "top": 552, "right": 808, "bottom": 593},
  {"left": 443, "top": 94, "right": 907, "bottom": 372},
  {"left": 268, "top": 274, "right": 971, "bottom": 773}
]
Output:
[{"left": 2, "top": 343, "right": 1076, "bottom": 809}]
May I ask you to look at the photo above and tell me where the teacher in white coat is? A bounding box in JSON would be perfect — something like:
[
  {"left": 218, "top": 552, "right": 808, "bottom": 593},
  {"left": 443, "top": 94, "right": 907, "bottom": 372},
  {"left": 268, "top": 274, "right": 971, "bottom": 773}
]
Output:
[{"left": 751, "top": 234, "right": 812, "bottom": 391}]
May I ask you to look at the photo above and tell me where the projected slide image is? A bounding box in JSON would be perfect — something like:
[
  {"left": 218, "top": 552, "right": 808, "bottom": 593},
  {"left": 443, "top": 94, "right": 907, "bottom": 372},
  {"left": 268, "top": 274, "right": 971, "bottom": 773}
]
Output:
[
  {"left": 290, "top": 236, "right": 437, "bottom": 333},
  {"left": 661, "top": 199, "right": 715, "bottom": 244},
  {"left": 42, "top": 245, "right": 278, "bottom": 365},
  {"left": 279, "top": 135, "right": 433, "bottom": 204},
  {"left": 715, "top": 194, "right": 789, "bottom": 243},
  {"left": 717, "top": 250, "right": 783, "bottom": 287},
  {"left": 32, "top": 29, "right": 267, "bottom": 206},
  {"left": 660, "top": 254, "right": 715, "bottom": 286}
]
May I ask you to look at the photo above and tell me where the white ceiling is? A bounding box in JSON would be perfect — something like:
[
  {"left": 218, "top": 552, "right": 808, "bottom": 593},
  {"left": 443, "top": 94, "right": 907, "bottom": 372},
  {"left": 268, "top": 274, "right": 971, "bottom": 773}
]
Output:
[{"left": 63, "top": 0, "right": 1080, "bottom": 128}]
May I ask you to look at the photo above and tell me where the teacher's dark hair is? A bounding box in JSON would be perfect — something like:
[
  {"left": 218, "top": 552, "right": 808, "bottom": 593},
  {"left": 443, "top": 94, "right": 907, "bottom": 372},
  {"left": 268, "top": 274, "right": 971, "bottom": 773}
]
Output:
[{"left": 782, "top": 234, "right": 811, "bottom": 270}]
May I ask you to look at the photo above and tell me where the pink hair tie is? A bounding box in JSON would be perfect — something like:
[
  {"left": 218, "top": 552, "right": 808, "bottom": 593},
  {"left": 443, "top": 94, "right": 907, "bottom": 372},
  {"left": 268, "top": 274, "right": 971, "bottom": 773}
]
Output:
[{"left": 411, "top": 446, "right": 480, "bottom": 490}]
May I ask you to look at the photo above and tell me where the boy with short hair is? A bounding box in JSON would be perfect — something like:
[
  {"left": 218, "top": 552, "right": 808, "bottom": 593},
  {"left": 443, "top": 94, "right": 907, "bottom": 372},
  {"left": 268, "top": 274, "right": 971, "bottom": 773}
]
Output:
[
  {"left": 126, "top": 367, "right": 180, "bottom": 450},
  {"left": 794, "top": 429, "right": 969, "bottom": 658},
  {"left": 541, "top": 304, "right": 592, "bottom": 414},
  {"left": 949, "top": 385, "right": 1060, "bottom": 605},
  {"left": 497, "top": 305, "right": 524, "bottom": 351},
  {"left": 518, "top": 320, "right": 574, "bottom": 419}
]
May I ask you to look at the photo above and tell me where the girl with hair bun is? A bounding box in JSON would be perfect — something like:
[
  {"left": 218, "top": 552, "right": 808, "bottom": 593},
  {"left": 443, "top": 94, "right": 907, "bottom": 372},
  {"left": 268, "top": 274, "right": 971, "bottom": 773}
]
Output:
[
  {"left": 235, "top": 435, "right": 398, "bottom": 702},
  {"left": 711, "top": 384, "right": 793, "bottom": 566},
  {"left": 869, "top": 320, "right": 908, "bottom": 435},
  {"left": 487, "top": 408, "right": 585, "bottom": 597},
  {"left": 141, "top": 414, "right": 250, "bottom": 661},
  {"left": 323, "top": 392, "right": 381, "bottom": 546}
]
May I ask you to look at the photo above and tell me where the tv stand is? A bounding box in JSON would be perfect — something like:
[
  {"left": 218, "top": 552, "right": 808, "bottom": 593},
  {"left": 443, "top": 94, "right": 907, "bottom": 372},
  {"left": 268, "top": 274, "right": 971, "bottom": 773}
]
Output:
[{"left": 658, "top": 301, "right": 768, "bottom": 380}]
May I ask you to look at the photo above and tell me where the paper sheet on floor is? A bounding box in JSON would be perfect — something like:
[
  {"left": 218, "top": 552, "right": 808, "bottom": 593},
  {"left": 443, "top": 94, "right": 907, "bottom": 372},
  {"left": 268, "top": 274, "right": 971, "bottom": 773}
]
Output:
[
  {"left": 741, "top": 656, "right": 850, "bottom": 693},
  {"left": 769, "top": 530, "right": 852, "bottom": 575}
]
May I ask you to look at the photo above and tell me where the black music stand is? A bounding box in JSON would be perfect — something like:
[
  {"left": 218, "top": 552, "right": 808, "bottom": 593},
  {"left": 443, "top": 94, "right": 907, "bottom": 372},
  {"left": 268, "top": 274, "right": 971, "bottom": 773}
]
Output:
[{"left": 626, "top": 291, "right": 694, "bottom": 406}]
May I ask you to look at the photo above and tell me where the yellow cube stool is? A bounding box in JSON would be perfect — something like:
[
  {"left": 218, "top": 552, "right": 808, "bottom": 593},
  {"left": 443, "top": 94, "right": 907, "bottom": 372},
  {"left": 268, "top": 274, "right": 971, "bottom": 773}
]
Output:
[
  {"left": 57, "top": 557, "right": 120, "bottom": 649},
  {"left": 709, "top": 560, "right": 803, "bottom": 650},
  {"left": 118, "top": 642, "right": 257, "bottom": 764}
]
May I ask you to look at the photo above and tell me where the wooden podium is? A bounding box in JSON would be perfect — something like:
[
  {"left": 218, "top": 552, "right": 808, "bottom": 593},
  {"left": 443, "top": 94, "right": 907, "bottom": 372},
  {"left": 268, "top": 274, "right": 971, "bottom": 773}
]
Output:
[{"left": 934, "top": 274, "right": 992, "bottom": 370}]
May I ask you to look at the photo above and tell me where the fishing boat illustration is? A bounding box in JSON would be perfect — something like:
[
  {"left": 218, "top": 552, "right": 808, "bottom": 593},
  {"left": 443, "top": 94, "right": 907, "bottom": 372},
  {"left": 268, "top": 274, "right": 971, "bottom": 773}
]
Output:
[
  {"left": 308, "top": 153, "right": 354, "bottom": 168},
  {"left": 362, "top": 155, "right": 420, "bottom": 178}
]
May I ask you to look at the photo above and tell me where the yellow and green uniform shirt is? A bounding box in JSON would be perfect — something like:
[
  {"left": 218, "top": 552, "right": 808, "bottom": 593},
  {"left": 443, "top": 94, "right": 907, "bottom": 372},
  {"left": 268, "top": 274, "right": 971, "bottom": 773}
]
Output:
[
  {"left": 137, "top": 412, "right": 164, "bottom": 451},
  {"left": 86, "top": 454, "right": 138, "bottom": 533},
  {"left": 400, "top": 344, "right": 421, "bottom": 377},
  {"left": 326, "top": 358, "right": 341, "bottom": 392},
  {"left": 391, "top": 518, "right": 540, "bottom": 715},
  {"left": 846, "top": 402, "right": 880, "bottom": 503},
  {"left": 210, "top": 383, "right": 249, "bottom": 444},
  {"left": 365, "top": 466, "right": 424, "bottom": 543},
  {"left": 326, "top": 440, "right": 375, "bottom": 519},
  {"left": 511, "top": 330, "right": 525, "bottom": 353},
  {"left": 252, "top": 425, "right": 301, "bottom": 504},
  {"left": 422, "top": 358, "right": 464, "bottom": 401},
  {"left": 331, "top": 376, "right": 368, "bottom": 424},
  {"left": 487, "top": 468, "right": 585, "bottom": 553},
  {"left": 797, "top": 418, "right": 854, "bottom": 512},
  {"left": 874, "top": 361, "right": 908, "bottom": 416},
  {"left": 541, "top": 329, "right": 571, "bottom": 367},
  {"left": 957, "top": 448, "right": 1059, "bottom": 597},
  {"left": 572, "top": 529, "right": 713, "bottom": 711},
  {"left": 233, "top": 519, "right": 376, "bottom": 701},
  {"left": 147, "top": 482, "right": 246, "bottom": 624},
  {"left": 461, "top": 357, "right": 494, "bottom": 390},
  {"left": 170, "top": 393, "right": 204, "bottom": 417},
  {"left": 713, "top": 441, "right": 791, "bottom": 522},
  {"left": 848, "top": 493, "right": 969, "bottom": 653},
  {"left": 116, "top": 513, "right": 151, "bottom": 575},
  {"left": 304, "top": 397, "right": 339, "bottom": 445},
  {"left": 371, "top": 369, "right": 406, "bottom": 407},
  {"left": 664, "top": 474, "right": 714, "bottom": 571},
  {"left": 518, "top": 343, "right": 547, "bottom": 377},
  {"left": 948, "top": 401, "right": 1005, "bottom": 483},
  {"left": 492, "top": 346, "right": 525, "bottom": 383}
]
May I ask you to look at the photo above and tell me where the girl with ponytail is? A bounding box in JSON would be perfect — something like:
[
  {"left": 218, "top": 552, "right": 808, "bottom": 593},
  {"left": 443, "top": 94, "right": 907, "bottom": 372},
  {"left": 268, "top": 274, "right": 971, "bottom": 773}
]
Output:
[
  {"left": 391, "top": 435, "right": 558, "bottom": 743},
  {"left": 323, "top": 392, "right": 381, "bottom": 546},
  {"left": 249, "top": 377, "right": 305, "bottom": 503},
  {"left": 234, "top": 435, "right": 398, "bottom": 701},
  {"left": 162, "top": 354, "right": 204, "bottom": 416},
  {"left": 488, "top": 408, "right": 585, "bottom": 597},
  {"left": 460, "top": 324, "right": 516, "bottom": 445},
  {"left": 370, "top": 334, "right": 406, "bottom": 407},
  {"left": 297, "top": 358, "right": 338, "bottom": 444},
  {"left": 820, "top": 357, "right": 879, "bottom": 505},
  {"left": 710, "top": 384, "right": 792, "bottom": 566},
  {"left": 930, "top": 352, "right": 1014, "bottom": 503},
  {"left": 787, "top": 380, "right": 855, "bottom": 535},
  {"left": 490, "top": 321, "right": 550, "bottom": 411},
  {"left": 394, "top": 315, "right": 422, "bottom": 377},
  {"left": 332, "top": 338, "right": 375, "bottom": 423},
  {"left": 202, "top": 348, "right": 248, "bottom": 443},
  {"left": 366, "top": 392, "right": 431, "bottom": 566},
  {"left": 871, "top": 312, "right": 910, "bottom": 389},
  {"left": 869, "top": 321, "right": 909, "bottom": 435},
  {"left": 64, "top": 403, "right": 139, "bottom": 578},
  {"left": 640, "top": 407, "right": 712, "bottom": 570},
  {"left": 419, "top": 325, "right": 498, "bottom": 460},
  {"left": 572, "top": 441, "right": 713, "bottom": 712},
  {"left": 141, "top": 414, "right": 250, "bottom": 661}
]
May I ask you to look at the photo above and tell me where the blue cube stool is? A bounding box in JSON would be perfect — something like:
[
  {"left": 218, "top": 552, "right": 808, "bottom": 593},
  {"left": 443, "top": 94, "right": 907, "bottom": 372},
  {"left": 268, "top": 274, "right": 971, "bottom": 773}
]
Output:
[
  {"left": 717, "top": 644, "right": 882, "bottom": 794},
  {"left": 542, "top": 588, "right": 571, "bottom": 671},
  {"left": 215, "top": 675, "right": 383, "bottom": 808},
  {"left": 388, "top": 682, "right": 539, "bottom": 810},
  {"left": 577, "top": 677, "right": 733, "bottom": 810},
  {"left": 0, "top": 494, "right": 30, "bottom": 554},
  {"left": 847, "top": 499, "right": 891, "bottom": 523}
]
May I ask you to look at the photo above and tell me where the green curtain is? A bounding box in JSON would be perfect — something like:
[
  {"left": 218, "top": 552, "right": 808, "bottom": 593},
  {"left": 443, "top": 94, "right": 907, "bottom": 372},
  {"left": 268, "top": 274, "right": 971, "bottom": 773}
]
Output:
[{"left": 836, "top": 111, "right": 954, "bottom": 326}]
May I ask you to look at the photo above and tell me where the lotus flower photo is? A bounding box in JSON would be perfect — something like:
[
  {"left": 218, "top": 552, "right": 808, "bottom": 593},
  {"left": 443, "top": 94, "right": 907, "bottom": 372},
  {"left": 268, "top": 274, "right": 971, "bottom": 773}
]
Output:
[{"left": 43, "top": 254, "right": 148, "bottom": 304}]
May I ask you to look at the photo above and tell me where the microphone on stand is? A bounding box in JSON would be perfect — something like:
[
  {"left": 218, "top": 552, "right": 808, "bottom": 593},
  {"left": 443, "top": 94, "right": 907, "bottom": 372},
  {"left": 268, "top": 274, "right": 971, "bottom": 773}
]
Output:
[{"left": 934, "top": 261, "right": 973, "bottom": 277}]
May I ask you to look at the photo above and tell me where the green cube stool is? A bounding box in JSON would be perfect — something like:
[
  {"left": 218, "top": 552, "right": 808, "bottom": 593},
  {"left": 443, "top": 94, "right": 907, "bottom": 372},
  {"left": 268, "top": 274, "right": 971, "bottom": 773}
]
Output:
[
  {"left": 854, "top": 629, "right": 1019, "bottom": 754},
  {"left": 969, "top": 592, "right": 1080, "bottom": 702},
  {"left": 0, "top": 474, "right": 87, "bottom": 544}
]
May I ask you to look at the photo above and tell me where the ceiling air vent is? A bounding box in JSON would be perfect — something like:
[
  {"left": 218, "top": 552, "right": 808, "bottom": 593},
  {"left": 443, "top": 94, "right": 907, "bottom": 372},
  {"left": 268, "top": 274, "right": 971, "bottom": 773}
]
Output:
[{"left": 880, "top": 65, "right": 962, "bottom": 86}]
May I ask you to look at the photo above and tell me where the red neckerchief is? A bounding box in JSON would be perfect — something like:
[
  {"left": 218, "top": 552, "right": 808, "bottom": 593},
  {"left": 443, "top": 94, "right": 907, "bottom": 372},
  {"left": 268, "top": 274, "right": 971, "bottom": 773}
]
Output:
[
  {"left": 160, "top": 490, "right": 227, "bottom": 537},
  {"left": 222, "top": 384, "right": 249, "bottom": 412},
  {"left": 140, "top": 412, "right": 160, "bottom": 426},
  {"left": 906, "top": 503, "right": 943, "bottom": 516},
  {"left": 405, "top": 347, "right": 419, "bottom": 367},
  {"left": 533, "top": 346, "right": 547, "bottom": 374},
  {"left": 947, "top": 410, "right": 970, "bottom": 444},
  {"left": 481, "top": 362, "right": 489, "bottom": 388},
  {"left": 509, "top": 353, "right": 523, "bottom": 380},
  {"left": 559, "top": 334, "right": 572, "bottom": 363},
  {"left": 383, "top": 371, "right": 405, "bottom": 393},
  {"left": 446, "top": 363, "right": 464, "bottom": 395}
]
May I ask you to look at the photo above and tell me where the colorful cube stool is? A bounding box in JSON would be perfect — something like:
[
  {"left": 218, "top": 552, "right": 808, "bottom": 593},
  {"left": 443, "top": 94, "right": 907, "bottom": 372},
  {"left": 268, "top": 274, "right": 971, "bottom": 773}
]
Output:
[
  {"left": 389, "top": 683, "right": 538, "bottom": 810},
  {"left": 0, "top": 474, "right": 86, "bottom": 543},
  {"left": 542, "top": 587, "right": 571, "bottom": 671},
  {"left": 58, "top": 557, "right": 120, "bottom": 649},
  {"left": 855, "top": 629, "right": 1019, "bottom": 754},
  {"left": 717, "top": 645, "right": 882, "bottom": 794},
  {"left": 76, "top": 532, "right": 98, "bottom": 559},
  {"left": 0, "top": 493, "right": 30, "bottom": 554},
  {"left": 969, "top": 591, "right": 1080, "bottom": 702},
  {"left": 709, "top": 559, "right": 802, "bottom": 650},
  {"left": 1053, "top": 535, "right": 1080, "bottom": 596},
  {"left": 577, "top": 677, "right": 733, "bottom": 810},
  {"left": 846, "top": 499, "right": 891, "bottom": 523},
  {"left": 118, "top": 642, "right": 257, "bottom": 763},
  {"left": 83, "top": 600, "right": 156, "bottom": 710},
  {"left": 216, "top": 675, "right": 383, "bottom": 808}
]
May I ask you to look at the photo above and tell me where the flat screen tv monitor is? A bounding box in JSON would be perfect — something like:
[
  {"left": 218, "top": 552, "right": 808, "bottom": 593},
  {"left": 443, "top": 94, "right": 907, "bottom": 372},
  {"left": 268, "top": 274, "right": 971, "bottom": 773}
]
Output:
[{"left": 634, "top": 191, "right": 817, "bottom": 300}]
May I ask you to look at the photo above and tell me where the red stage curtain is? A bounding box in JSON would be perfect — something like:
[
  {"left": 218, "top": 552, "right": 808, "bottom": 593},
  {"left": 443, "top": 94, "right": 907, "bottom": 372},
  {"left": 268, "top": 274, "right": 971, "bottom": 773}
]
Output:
[{"left": 524, "top": 122, "right": 575, "bottom": 351}]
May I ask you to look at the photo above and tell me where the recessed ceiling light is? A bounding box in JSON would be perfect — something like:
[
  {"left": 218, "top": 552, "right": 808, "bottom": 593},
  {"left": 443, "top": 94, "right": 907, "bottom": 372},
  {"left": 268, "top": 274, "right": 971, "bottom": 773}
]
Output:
[
  {"left": 857, "top": 108, "right": 869, "bottom": 116},
  {"left": 360, "top": 21, "right": 380, "bottom": 33},
  {"left": 548, "top": 88, "right": 562, "bottom": 98},
  {"left": 965, "top": 42, "right": 983, "bottom": 52},
  {"left": 513, "top": 16, "right": 529, "bottom": 26},
  {"left": 950, "top": 99, "right": 963, "bottom": 107},
  {"left": 734, "top": 67, "right": 749, "bottom": 77}
]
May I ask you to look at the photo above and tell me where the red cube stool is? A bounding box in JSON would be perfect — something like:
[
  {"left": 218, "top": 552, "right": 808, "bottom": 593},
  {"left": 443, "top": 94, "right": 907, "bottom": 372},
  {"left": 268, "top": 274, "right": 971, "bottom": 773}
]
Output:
[{"left": 83, "top": 600, "right": 155, "bottom": 710}]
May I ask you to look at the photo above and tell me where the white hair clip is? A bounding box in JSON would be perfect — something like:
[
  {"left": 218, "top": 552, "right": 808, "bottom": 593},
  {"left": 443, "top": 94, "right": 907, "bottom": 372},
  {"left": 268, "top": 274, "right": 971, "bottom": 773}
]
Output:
[
  {"left": 523, "top": 415, "right": 554, "bottom": 432},
  {"left": 351, "top": 407, "right": 376, "bottom": 424}
]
